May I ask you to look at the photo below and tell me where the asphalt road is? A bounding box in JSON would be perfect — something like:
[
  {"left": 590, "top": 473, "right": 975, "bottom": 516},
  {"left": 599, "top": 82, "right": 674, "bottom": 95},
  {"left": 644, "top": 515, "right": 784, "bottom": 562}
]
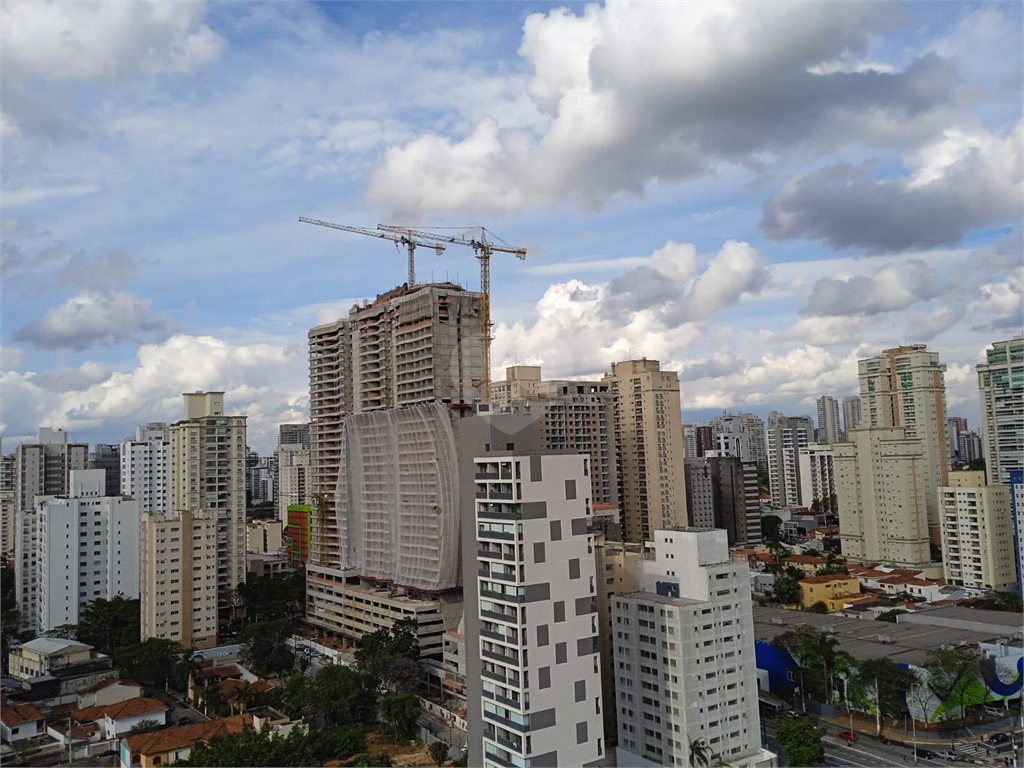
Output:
[{"left": 765, "top": 718, "right": 949, "bottom": 767}]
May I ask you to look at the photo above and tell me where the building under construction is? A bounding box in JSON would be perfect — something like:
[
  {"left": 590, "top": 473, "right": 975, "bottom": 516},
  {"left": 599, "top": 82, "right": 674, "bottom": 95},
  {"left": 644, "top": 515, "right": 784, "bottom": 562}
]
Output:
[{"left": 305, "top": 283, "right": 484, "bottom": 654}]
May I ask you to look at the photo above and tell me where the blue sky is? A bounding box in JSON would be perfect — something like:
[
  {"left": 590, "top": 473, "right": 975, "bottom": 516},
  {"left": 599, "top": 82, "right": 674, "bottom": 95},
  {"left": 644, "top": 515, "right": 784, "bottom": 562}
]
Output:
[{"left": 2, "top": 0, "right": 1021, "bottom": 453}]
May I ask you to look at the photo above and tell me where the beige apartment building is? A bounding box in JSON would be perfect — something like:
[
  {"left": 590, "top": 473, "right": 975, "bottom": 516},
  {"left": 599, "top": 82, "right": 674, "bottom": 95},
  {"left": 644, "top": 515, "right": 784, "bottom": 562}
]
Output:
[
  {"left": 939, "top": 470, "right": 1017, "bottom": 592},
  {"left": 858, "top": 345, "right": 949, "bottom": 543},
  {"left": 835, "top": 427, "right": 931, "bottom": 567},
  {"left": 976, "top": 334, "right": 1024, "bottom": 485},
  {"left": 603, "top": 359, "right": 687, "bottom": 542},
  {"left": 169, "top": 392, "right": 247, "bottom": 636},
  {"left": 140, "top": 508, "right": 219, "bottom": 649}
]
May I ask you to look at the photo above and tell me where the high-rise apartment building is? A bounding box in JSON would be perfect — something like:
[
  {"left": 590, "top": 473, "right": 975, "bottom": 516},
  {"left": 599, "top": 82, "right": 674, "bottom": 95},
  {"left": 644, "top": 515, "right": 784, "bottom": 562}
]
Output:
[
  {"left": 841, "top": 396, "right": 861, "bottom": 440},
  {"left": 1010, "top": 470, "right": 1023, "bottom": 595},
  {"left": 308, "top": 283, "right": 483, "bottom": 571},
  {"left": 766, "top": 412, "right": 813, "bottom": 508},
  {"left": 14, "top": 428, "right": 88, "bottom": 515},
  {"left": 709, "top": 414, "right": 766, "bottom": 470},
  {"left": 170, "top": 392, "right": 247, "bottom": 635},
  {"left": 87, "top": 444, "right": 121, "bottom": 497},
  {"left": 1, "top": 450, "right": 15, "bottom": 557},
  {"left": 490, "top": 365, "right": 544, "bottom": 406},
  {"left": 946, "top": 417, "right": 969, "bottom": 463},
  {"left": 816, "top": 396, "right": 842, "bottom": 445},
  {"left": 707, "top": 456, "right": 762, "bottom": 546},
  {"left": 493, "top": 374, "right": 619, "bottom": 507},
  {"left": 939, "top": 471, "right": 1017, "bottom": 592},
  {"left": 612, "top": 529, "right": 775, "bottom": 768},
  {"left": 603, "top": 360, "right": 687, "bottom": 543},
  {"left": 466, "top": 450, "right": 605, "bottom": 768},
  {"left": 859, "top": 345, "right": 949, "bottom": 542},
  {"left": 140, "top": 508, "right": 219, "bottom": 649},
  {"left": 683, "top": 459, "right": 716, "bottom": 529},
  {"left": 977, "top": 334, "right": 1024, "bottom": 485},
  {"left": 120, "top": 423, "right": 170, "bottom": 513},
  {"left": 275, "top": 443, "right": 310, "bottom": 520},
  {"left": 835, "top": 427, "right": 931, "bottom": 566},
  {"left": 35, "top": 470, "right": 139, "bottom": 633},
  {"left": 797, "top": 444, "right": 837, "bottom": 509},
  {"left": 278, "top": 423, "right": 310, "bottom": 448},
  {"left": 959, "top": 431, "right": 983, "bottom": 464},
  {"left": 682, "top": 424, "right": 715, "bottom": 459}
]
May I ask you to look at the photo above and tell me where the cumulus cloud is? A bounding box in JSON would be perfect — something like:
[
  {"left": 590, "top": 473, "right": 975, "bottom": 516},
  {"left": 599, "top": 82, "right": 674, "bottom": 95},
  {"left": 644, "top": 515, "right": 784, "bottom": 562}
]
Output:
[
  {"left": 0, "top": 334, "right": 306, "bottom": 452},
  {"left": 970, "top": 267, "right": 1024, "bottom": 332},
  {"left": 1, "top": 0, "right": 225, "bottom": 81},
  {"left": 762, "top": 121, "right": 1023, "bottom": 252},
  {"left": 57, "top": 249, "right": 138, "bottom": 292},
  {"left": 12, "top": 290, "right": 168, "bottom": 350},
  {"left": 799, "top": 259, "right": 942, "bottom": 317},
  {"left": 367, "top": 1, "right": 965, "bottom": 215}
]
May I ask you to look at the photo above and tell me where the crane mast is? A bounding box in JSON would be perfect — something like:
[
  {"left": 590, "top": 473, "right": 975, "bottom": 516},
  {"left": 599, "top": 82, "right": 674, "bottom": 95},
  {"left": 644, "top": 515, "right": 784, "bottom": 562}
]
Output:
[
  {"left": 379, "top": 226, "right": 526, "bottom": 402},
  {"left": 299, "top": 216, "right": 445, "bottom": 286}
]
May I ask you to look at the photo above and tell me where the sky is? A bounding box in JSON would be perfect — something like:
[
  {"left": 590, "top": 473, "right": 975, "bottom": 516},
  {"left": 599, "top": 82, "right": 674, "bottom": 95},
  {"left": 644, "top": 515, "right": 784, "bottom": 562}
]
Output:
[{"left": 1, "top": 0, "right": 1021, "bottom": 455}]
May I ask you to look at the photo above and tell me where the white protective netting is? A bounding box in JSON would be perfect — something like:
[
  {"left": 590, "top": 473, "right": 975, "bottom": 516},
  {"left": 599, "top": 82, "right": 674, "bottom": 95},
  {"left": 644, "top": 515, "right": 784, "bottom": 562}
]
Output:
[{"left": 336, "top": 402, "right": 461, "bottom": 591}]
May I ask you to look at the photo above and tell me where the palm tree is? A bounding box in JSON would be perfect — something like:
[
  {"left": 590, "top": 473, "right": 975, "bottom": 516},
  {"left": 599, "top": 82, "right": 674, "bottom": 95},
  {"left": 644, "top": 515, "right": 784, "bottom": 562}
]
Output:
[{"left": 688, "top": 738, "right": 711, "bottom": 768}]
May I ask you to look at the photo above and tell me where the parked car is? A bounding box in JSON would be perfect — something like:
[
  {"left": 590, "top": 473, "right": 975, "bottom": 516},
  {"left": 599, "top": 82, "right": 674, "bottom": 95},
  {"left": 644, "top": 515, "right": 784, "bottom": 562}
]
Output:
[
  {"left": 839, "top": 730, "right": 859, "bottom": 742},
  {"left": 986, "top": 733, "right": 1010, "bottom": 746},
  {"left": 913, "top": 748, "right": 938, "bottom": 759},
  {"left": 934, "top": 750, "right": 959, "bottom": 761},
  {"left": 179, "top": 716, "right": 193, "bottom": 726}
]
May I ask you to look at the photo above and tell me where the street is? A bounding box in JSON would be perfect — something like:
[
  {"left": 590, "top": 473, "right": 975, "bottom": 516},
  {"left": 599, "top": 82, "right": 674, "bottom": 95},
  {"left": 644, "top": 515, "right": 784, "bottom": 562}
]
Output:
[{"left": 764, "top": 718, "right": 949, "bottom": 768}]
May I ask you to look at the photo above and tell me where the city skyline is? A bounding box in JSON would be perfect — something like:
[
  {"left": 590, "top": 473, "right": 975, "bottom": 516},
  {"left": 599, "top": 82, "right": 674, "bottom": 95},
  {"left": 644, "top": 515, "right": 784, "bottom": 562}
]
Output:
[{"left": 2, "top": 1, "right": 1021, "bottom": 455}]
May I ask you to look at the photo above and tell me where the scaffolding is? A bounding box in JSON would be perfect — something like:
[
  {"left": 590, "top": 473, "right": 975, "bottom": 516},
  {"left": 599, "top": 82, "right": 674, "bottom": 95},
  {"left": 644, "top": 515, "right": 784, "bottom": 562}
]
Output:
[{"left": 336, "top": 402, "right": 461, "bottom": 591}]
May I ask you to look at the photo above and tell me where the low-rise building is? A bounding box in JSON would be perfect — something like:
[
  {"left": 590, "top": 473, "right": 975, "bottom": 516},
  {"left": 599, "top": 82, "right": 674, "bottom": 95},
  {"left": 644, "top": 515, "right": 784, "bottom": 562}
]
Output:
[
  {"left": 245, "top": 551, "right": 293, "bottom": 578},
  {"left": 119, "top": 713, "right": 251, "bottom": 768},
  {"left": 245, "top": 519, "right": 284, "bottom": 555},
  {"left": 1, "top": 701, "right": 44, "bottom": 743},
  {"left": 799, "top": 573, "right": 860, "bottom": 612},
  {"left": 72, "top": 698, "right": 169, "bottom": 739},
  {"left": 784, "top": 554, "right": 825, "bottom": 576},
  {"left": 8, "top": 638, "right": 95, "bottom": 681},
  {"left": 77, "top": 679, "right": 143, "bottom": 709}
]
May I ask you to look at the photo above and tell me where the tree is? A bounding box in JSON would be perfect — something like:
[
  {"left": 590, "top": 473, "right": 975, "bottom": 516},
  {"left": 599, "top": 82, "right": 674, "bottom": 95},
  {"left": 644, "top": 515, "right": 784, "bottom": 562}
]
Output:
[
  {"left": 773, "top": 576, "right": 802, "bottom": 606},
  {"left": 351, "top": 752, "right": 393, "bottom": 767},
  {"left": 924, "top": 645, "right": 982, "bottom": 732},
  {"left": 428, "top": 740, "right": 450, "bottom": 767},
  {"left": 762, "top": 515, "right": 783, "bottom": 544},
  {"left": 966, "top": 458, "right": 985, "bottom": 472},
  {"left": 775, "top": 714, "right": 825, "bottom": 766},
  {"left": 875, "top": 609, "right": 907, "bottom": 623},
  {"left": 241, "top": 619, "right": 295, "bottom": 678},
  {"left": 114, "top": 638, "right": 184, "bottom": 688},
  {"left": 202, "top": 680, "right": 227, "bottom": 718},
  {"left": 305, "top": 664, "right": 379, "bottom": 727},
  {"left": 44, "top": 624, "right": 79, "bottom": 640},
  {"left": 236, "top": 571, "right": 305, "bottom": 625},
  {"left": 356, "top": 618, "right": 421, "bottom": 692},
  {"left": 773, "top": 626, "right": 841, "bottom": 703},
  {"left": 128, "top": 718, "right": 162, "bottom": 735},
  {"left": 379, "top": 692, "right": 420, "bottom": 740},
  {"left": 688, "top": 737, "right": 710, "bottom": 768},
  {"left": 809, "top": 601, "right": 829, "bottom": 614},
  {"left": 852, "top": 657, "right": 918, "bottom": 734},
  {"left": 78, "top": 595, "right": 141, "bottom": 655}
]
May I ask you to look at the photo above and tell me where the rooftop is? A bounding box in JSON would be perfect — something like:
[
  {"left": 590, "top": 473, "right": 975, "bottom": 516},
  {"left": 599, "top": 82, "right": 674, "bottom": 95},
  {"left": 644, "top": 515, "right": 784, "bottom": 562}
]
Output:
[
  {"left": 800, "top": 573, "right": 856, "bottom": 585},
  {"left": 15, "top": 638, "right": 92, "bottom": 656},
  {"left": 124, "top": 714, "right": 251, "bottom": 756},
  {"left": 74, "top": 697, "right": 168, "bottom": 723},
  {"left": 1, "top": 702, "right": 43, "bottom": 726}
]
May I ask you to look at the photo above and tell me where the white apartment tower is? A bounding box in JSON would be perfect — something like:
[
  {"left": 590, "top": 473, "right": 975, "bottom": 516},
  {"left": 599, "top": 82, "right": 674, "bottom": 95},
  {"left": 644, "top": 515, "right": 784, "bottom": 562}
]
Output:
[
  {"left": 275, "top": 443, "right": 310, "bottom": 520},
  {"left": 140, "top": 508, "right": 219, "bottom": 649},
  {"left": 835, "top": 427, "right": 931, "bottom": 566},
  {"left": 466, "top": 450, "right": 605, "bottom": 768},
  {"left": 709, "top": 414, "right": 767, "bottom": 471},
  {"left": 939, "top": 471, "right": 1017, "bottom": 592},
  {"left": 35, "top": 470, "right": 139, "bottom": 633},
  {"left": 841, "top": 396, "right": 862, "bottom": 440},
  {"left": 797, "top": 444, "right": 837, "bottom": 510},
  {"left": 766, "top": 412, "right": 813, "bottom": 508},
  {"left": 859, "top": 345, "right": 949, "bottom": 541},
  {"left": 816, "top": 396, "right": 842, "bottom": 445},
  {"left": 1, "top": 450, "right": 15, "bottom": 557},
  {"left": 120, "top": 423, "right": 170, "bottom": 513},
  {"left": 170, "top": 392, "right": 247, "bottom": 635},
  {"left": 613, "top": 529, "right": 775, "bottom": 768},
  {"left": 603, "top": 360, "right": 687, "bottom": 543},
  {"left": 14, "top": 428, "right": 88, "bottom": 515},
  {"left": 976, "top": 335, "right": 1024, "bottom": 485}
]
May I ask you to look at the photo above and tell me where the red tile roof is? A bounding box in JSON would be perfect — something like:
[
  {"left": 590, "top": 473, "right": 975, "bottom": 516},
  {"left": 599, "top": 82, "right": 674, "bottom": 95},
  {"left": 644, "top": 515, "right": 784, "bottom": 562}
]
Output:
[
  {"left": 1, "top": 702, "right": 44, "bottom": 726},
  {"left": 123, "top": 714, "right": 251, "bottom": 757},
  {"left": 801, "top": 573, "right": 857, "bottom": 585},
  {"left": 74, "top": 697, "right": 168, "bottom": 724}
]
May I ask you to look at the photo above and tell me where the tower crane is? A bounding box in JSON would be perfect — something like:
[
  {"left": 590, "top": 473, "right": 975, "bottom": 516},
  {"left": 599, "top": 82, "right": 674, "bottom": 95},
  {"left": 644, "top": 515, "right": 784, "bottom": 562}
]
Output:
[
  {"left": 379, "top": 226, "right": 526, "bottom": 402},
  {"left": 298, "top": 216, "right": 445, "bottom": 287}
]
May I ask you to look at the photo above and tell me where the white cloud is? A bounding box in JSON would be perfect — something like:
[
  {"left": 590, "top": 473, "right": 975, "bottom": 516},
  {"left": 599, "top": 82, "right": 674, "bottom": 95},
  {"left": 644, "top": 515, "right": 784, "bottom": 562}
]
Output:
[
  {"left": 1, "top": 0, "right": 225, "bottom": 81},
  {"left": 2, "top": 184, "right": 97, "bottom": 206},
  {"left": 12, "top": 290, "right": 168, "bottom": 350}
]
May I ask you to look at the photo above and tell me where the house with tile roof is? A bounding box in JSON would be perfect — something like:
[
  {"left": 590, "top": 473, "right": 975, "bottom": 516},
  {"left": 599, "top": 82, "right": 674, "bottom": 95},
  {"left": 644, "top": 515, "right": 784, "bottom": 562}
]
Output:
[
  {"left": 799, "top": 573, "right": 861, "bottom": 612},
  {"left": 1, "top": 701, "right": 44, "bottom": 743},
  {"left": 72, "top": 697, "right": 168, "bottom": 739},
  {"left": 76, "top": 679, "right": 143, "bottom": 709},
  {"left": 119, "top": 714, "right": 251, "bottom": 768}
]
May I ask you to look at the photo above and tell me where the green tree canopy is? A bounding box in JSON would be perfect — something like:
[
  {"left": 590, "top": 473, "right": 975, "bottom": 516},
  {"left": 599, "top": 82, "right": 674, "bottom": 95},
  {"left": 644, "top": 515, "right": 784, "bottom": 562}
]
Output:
[
  {"left": 379, "top": 692, "right": 420, "bottom": 740},
  {"left": 688, "top": 737, "right": 710, "bottom": 768},
  {"left": 775, "top": 715, "right": 825, "bottom": 767},
  {"left": 924, "top": 645, "right": 982, "bottom": 731},
  {"left": 236, "top": 571, "right": 305, "bottom": 624},
  {"left": 851, "top": 657, "right": 918, "bottom": 727},
  {"left": 78, "top": 595, "right": 141, "bottom": 655},
  {"left": 809, "top": 601, "right": 829, "bottom": 614},
  {"left": 762, "top": 515, "right": 783, "bottom": 544},
  {"left": 114, "top": 638, "right": 184, "bottom": 689},
  {"left": 428, "top": 740, "right": 449, "bottom": 767},
  {"left": 356, "top": 618, "right": 421, "bottom": 692},
  {"left": 772, "top": 576, "right": 802, "bottom": 606},
  {"left": 240, "top": 619, "right": 295, "bottom": 678}
]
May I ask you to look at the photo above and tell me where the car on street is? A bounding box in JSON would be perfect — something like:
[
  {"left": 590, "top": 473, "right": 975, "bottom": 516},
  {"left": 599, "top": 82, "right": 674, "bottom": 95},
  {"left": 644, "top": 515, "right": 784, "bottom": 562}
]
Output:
[
  {"left": 838, "top": 730, "right": 858, "bottom": 742},
  {"left": 934, "top": 750, "right": 959, "bottom": 761},
  {"left": 913, "top": 748, "right": 938, "bottom": 759},
  {"left": 986, "top": 733, "right": 1010, "bottom": 745}
]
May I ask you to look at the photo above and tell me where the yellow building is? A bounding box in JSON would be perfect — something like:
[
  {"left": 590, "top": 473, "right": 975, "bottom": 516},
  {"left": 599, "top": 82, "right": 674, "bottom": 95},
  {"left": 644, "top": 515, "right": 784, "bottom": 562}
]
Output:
[
  {"left": 799, "top": 573, "right": 860, "bottom": 612},
  {"left": 8, "top": 637, "right": 94, "bottom": 680}
]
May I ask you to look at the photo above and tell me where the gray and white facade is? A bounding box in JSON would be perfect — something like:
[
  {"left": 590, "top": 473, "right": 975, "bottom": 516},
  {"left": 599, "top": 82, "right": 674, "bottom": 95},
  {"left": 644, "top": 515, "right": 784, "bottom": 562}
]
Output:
[
  {"left": 120, "top": 423, "right": 170, "bottom": 513},
  {"left": 467, "top": 450, "right": 606, "bottom": 768},
  {"left": 816, "top": 396, "right": 842, "bottom": 446},
  {"left": 766, "top": 412, "right": 813, "bottom": 508},
  {"left": 613, "top": 529, "right": 775, "bottom": 768}
]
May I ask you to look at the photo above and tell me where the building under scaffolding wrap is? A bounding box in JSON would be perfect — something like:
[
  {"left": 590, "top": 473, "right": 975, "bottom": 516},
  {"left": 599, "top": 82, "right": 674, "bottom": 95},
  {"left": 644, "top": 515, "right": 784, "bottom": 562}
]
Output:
[{"left": 336, "top": 402, "right": 461, "bottom": 591}]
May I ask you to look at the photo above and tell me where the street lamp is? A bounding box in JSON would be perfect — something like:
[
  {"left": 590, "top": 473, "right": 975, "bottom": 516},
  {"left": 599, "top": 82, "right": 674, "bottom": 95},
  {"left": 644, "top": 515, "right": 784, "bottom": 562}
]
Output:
[{"left": 838, "top": 672, "right": 854, "bottom": 741}]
